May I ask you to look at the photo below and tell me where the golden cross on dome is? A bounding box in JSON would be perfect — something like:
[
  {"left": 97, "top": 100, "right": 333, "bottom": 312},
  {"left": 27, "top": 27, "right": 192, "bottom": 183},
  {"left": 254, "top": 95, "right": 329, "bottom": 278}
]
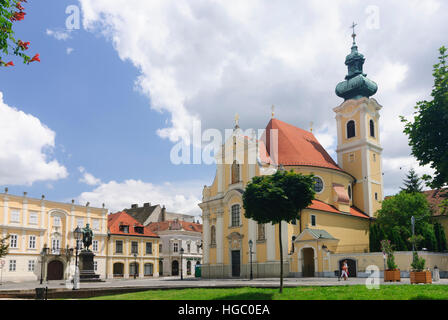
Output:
[
  {"left": 310, "top": 121, "right": 314, "bottom": 133},
  {"left": 271, "top": 105, "right": 275, "bottom": 119},
  {"left": 234, "top": 113, "right": 240, "bottom": 127}
]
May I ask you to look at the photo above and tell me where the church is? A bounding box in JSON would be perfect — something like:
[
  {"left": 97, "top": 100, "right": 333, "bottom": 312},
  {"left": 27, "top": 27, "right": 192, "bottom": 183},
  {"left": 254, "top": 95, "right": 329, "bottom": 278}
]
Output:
[{"left": 199, "top": 30, "right": 385, "bottom": 278}]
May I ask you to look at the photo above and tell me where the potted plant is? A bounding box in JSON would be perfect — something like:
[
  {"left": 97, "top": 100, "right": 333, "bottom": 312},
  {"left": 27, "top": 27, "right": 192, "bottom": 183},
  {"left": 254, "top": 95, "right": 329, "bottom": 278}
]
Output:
[
  {"left": 381, "top": 240, "right": 401, "bottom": 282},
  {"left": 410, "top": 251, "right": 432, "bottom": 284}
]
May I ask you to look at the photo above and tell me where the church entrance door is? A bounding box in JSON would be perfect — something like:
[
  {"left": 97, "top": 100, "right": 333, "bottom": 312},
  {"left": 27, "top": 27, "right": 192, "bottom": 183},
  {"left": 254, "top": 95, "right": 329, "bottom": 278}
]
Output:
[
  {"left": 231, "top": 250, "right": 240, "bottom": 277},
  {"left": 47, "top": 260, "right": 64, "bottom": 280},
  {"left": 302, "top": 248, "right": 315, "bottom": 277}
]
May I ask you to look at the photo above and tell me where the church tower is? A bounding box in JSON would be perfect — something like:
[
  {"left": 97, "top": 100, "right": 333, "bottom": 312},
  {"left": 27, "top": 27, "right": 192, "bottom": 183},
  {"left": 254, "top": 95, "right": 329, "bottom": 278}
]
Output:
[{"left": 333, "top": 25, "right": 384, "bottom": 217}]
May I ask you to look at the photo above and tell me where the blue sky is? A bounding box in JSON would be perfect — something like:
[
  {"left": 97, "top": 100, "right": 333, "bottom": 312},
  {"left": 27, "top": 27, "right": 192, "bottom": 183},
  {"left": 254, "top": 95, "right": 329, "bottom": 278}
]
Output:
[{"left": 0, "top": 0, "right": 446, "bottom": 214}]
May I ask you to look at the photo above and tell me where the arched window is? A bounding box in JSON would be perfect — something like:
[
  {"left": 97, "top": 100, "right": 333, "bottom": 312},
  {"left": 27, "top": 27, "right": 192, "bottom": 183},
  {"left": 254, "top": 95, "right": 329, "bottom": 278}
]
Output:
[
  {"left": 348, "top": 185, "right": 352, "bottom": 200},
  {"left": 347, "top": 120, "right": 356, "bottom": 139},
  {"left": 231, "top": 205, "right": 240, "bottom": 227},
  {"left": 231, "top": 160, "right": 240, "bottom": 184},
  {"left": 257, "top": 223, "right": 265, "bottom": 241},
  {"left": 144, "top": 263, "right": 154, "bottom": 276},
  {"left": 210, "top": 225, "right": 216, "bottom": 246},
  {"left": 187, "top": 261, "right": 192, "bottom": 275},
  {"left": 370, "top": 119, "right": 375, "bottom": 137},
  {"left": 159, "top": 260, "right": 164, "bottom": 276}
]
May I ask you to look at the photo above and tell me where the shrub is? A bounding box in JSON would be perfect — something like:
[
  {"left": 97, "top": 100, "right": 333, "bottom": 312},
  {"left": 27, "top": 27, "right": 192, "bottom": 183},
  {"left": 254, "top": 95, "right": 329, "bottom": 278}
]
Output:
[{"left": 411, "top": 251, "right": 426, "bottom": 272}]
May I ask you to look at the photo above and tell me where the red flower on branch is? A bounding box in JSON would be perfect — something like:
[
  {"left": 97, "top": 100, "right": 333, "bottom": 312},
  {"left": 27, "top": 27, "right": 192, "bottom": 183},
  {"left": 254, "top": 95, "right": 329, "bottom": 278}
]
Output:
[
  {"left": 16, "top": 2, "right": 25, "bottom": 10},
  {"left": 18, "top": 40, "right": 30, "bottom": 50},
  {"left": 29, "top": 53, "right": 40, "bottom": 63},
  {"left": 5, "top": 61, "right": 14, "bottom": 67},
  {"left": 11, "top": 11, "right": 26, "bottom": 21}
]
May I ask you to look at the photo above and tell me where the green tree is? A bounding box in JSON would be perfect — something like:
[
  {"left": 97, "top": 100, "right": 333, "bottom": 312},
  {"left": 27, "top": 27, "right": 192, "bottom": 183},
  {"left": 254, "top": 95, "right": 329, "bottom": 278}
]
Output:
[
  {"left": 401, "top": 46, "right": 448, "bottom": 189},
  {"left": 434, "top": 222, "right": 447, "bottom": 252},
  {"left": 376, "top": 192, "right": 435, "bottom": 251},
  {"left": 400, "top": 168, "right": 423, "bottom": 193},
  {"left": 0, "top": 235, "right": 10, "bottom": 258},
  {"left": 1, "top": 0, "right": 40, "bottom": 66},
  {"left": 243, "top": 170, "right": 315, "bottom": 293}
]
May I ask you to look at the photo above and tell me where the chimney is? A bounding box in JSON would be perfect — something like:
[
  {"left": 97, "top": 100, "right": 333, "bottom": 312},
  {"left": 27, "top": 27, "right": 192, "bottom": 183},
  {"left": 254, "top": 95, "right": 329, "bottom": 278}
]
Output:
[
  {"left": 143, "top": 202, "right": 151, "bottom": 208},
  {"left": 131, "top": 204, "right": 138, "bottom": 209}
]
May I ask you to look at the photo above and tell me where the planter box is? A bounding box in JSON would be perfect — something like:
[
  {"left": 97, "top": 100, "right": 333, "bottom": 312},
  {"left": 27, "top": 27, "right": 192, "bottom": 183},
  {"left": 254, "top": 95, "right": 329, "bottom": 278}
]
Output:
[
  {"left": 410, "top": 271, "right": 432, "bottom": 284},
  {"left": 384, "top": 270, "right": 401, "bottom": 282}
]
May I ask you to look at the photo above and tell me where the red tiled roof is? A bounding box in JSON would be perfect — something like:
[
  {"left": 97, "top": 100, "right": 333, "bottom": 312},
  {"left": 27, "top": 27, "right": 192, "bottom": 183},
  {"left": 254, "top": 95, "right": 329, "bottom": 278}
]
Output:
[
  {"left": 148, "top": 220, "right": 203, "bottom": 233},
  {"left": 423, "top": 189, "right": 448, "bottom": 216},
  {"left": 261, "top": 119, "right": 341, "bottom": 171},
  {"left": 308, "top": 200, "right": 370, "bottom": 219},
  {"left": 108, "top": 211, "right": 159, "bottom": 237}
]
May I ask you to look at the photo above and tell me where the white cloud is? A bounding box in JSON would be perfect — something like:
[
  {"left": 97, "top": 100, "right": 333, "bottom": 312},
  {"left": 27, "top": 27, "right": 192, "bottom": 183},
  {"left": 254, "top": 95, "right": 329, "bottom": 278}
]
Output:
[
  {"left": 76, "top": 179, "right": 203, "bottom": 215},
  {"left": 78, "top": 0, "right": 447, "bottom": 194},
  {"left": 0, "top": 92, "right": 68, "bottom": 186},
  {"left": 66, "top": 47, "right": 74, "bottom": 55},
  {"left": 46, "top": 29, "right": 72, "bottom": 41},
  {"left": 78, "top": 167, "right": 101, "bottom": 186}
]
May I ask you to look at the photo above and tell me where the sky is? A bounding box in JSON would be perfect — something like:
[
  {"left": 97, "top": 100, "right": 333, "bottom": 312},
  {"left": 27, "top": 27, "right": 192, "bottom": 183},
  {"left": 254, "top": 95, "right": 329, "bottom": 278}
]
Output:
[{"left": 0, "top": 0, "right": 446, "bottom": 216}]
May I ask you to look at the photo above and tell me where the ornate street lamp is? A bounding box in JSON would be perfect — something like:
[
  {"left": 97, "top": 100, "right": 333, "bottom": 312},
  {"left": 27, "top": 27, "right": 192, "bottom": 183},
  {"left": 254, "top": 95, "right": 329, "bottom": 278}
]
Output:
[
  {"left": 73, "top": 226, "right": 82, "bottom": 290},
  {"left": 180, "top": 247, "right": 184, "bottom": 280},
  {"left": 40, "top": 246, "right": 49, "bottom": 285},
  {"left": 133, "top": 253, "right": 138, "bottom": 279},
  {"left": 248, "top": 240, "right": 253, "bottom": 280}
]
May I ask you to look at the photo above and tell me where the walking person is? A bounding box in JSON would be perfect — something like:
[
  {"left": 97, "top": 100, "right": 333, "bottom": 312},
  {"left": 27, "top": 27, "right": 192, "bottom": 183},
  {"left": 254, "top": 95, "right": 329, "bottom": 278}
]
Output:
[{"left": 340, "top": 260, "right": 349, "bottom": 281}]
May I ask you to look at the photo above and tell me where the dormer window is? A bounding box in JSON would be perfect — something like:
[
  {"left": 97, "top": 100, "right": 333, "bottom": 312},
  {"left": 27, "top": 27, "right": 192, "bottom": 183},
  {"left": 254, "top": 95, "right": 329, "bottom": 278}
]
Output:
[
  {"left": 134, "top": 226, "right": 144, "bottom": 234},
  {"left": 119, "top": 224, "right": 129, "bottom": 233}
]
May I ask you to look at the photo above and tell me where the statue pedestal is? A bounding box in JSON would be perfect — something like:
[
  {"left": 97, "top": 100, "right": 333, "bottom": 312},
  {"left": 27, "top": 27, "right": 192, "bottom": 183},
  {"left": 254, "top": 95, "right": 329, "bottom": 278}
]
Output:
[{"left": 79, "top": 251, "right": 102, "bottom": 282}]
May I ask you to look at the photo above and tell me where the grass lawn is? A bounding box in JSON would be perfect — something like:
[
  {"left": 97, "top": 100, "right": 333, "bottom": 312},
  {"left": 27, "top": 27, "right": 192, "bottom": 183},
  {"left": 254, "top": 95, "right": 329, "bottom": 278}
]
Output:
[{"left": 87, "top": 285, "right": 448, "bottom": 300}]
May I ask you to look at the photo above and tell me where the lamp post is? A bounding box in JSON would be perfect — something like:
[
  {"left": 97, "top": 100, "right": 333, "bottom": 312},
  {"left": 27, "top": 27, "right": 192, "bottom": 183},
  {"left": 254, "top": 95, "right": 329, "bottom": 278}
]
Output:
[
  {"left": 73, "top": 226, "right": 82, "bottom": 290},
  {"left": 40, "top": 246, "right": 48, "bottom": 285},
  {"left": 133, "top": 253, "right": 138, "bottom": 279},
  {"left": 248, "top": 240, "right": 253, "bottom": 280},
  {"left": 180, "top": 247, "right": 184, "bottom": 280}
]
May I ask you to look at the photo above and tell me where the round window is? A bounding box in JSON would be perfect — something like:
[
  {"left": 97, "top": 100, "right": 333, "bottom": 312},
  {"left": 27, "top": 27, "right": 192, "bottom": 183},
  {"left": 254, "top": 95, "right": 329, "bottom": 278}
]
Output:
[{"left": 313, "top": 177, "right": 324, "bottom": 193}]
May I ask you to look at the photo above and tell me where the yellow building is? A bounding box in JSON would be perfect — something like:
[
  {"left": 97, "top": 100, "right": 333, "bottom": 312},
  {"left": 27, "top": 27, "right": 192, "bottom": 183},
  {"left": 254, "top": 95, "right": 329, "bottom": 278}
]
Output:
[
  {"left": 106, "top": 211, "right": 160, "bottom": 279},
  {"left": 199, "top": 33, "right": 382, "bottom": 278},
  {"left": 0, "top": 190, "right": 108, "bottom": 282}
]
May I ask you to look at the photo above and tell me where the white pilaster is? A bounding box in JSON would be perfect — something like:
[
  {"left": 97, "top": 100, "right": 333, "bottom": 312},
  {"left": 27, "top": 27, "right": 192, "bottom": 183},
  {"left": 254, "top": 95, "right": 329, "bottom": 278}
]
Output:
[
  {"left": 216, "top": 209, "right": 224, "bottom": 264},
  {"left": 3, "top": 195, "right": 8, "bottom": 225},
  {"left": 202, "top": 210, "right": 210, "bottom": 264},
  {"left": 248, "top": 218, "right": 257, "bottom": 261},
  {"left": 217, "top": 165, "right": 224, "bottom": 193},
  {"left": 22, "top": 196, "right": 28, "bottom": 226},
  {"left": 281, "top": 221, "right": 288, "bottom": 258}
]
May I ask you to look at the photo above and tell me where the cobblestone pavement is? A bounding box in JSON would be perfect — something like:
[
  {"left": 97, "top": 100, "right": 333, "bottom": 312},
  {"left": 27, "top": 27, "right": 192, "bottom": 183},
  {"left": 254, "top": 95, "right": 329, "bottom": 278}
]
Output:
[{"left": 0, "top": 276, "right": 447, "bottom": 292}]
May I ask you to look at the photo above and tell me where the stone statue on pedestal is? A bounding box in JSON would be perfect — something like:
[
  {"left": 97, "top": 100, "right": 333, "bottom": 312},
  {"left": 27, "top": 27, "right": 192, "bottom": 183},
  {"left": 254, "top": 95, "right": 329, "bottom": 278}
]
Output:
[{"left": 82, "top": 224, "right": 93, "bottom": 251}]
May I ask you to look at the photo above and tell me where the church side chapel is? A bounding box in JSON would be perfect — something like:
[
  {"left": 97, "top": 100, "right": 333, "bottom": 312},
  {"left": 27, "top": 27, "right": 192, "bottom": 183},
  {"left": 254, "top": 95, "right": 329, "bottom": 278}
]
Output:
[{"left": 199, "top": 28, "right": 384, "bottom": 278}]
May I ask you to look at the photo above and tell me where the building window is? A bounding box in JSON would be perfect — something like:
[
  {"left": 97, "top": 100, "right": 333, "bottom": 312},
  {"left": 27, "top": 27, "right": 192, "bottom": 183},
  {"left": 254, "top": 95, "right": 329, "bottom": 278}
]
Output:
[
  {"left": 94, "top": 261, "right": 98, "bottom": 272},
  {"left": 231, "top": 205, "right": 240, "bottom": 227},
  {"left": 77, "top": 239, "right": 83, "bottom": 250},
  {"left": 375, "top": 193, "right": 379, "bottom": 201},
  {"left": 10, "top": 210, "right": 20, "bottom": 223},
  {"left": 92, "top": 219, "right": 100, "bottom": 231},
  {"left": 51, "top": 238, "right": 60, "bottom": 254},
  {"left": 187, "top": 261, "right": 192, "bottom": 275},
  {"left": 370, "top": 119, "right": 375, "bottom": 138},
  {"left": 131, "top": 241, "right": 138, "bottom": 254},
  {"left": 29, "top": 235, "right": 36, "bottom": 249},
  {"left": 311, "top": 215, "right": 317, "bottom": 227},
  {"left": 29, "top": 212, "right": 38, "bottom": 225},
  {"left": 10, "top": 234, "right": 18, "bottom": 248},
  {"left": 373, "top": 153, "right": 377, "bottom": 162},
  {"left": 159, "top": 243, "right": 162, "bottom": 253},
  {"left": 146, "top": 242, "right": 153, "bottom": 255},
  {"left": 77, "top": 218, "right": 84, "bottom": 228},
  {"left": 231, "top": 160, "right": 240, "bottom": 184},
  {"left": 9, "top": 260, "right": 16, "bottom": 272},
  {"left": 313, "top": 177, "right": 324, "bottom": 193},
  {"left": 28, "top": 260, "right": 35, "bottom": 272},
  {"left": 210, "top": 225, "right": 216, "bottom": 246},
  {"left": 144, "top": 263, "right": 154, "bottom": 276},
  {"left": 348, "top": 185, "right": 352, "bottom": 200},
  {"left": 116, "top": 240, "right": 123, "bottom": 254},
  {"left": 53, "top": 216, "right": 61, "bottom": 227},
  {"left": 92, "top": 240, "right": 98, "bottom": 252},
  {"left": 173, "top": 242, "right": 179, "bottom": 253},
  {"left": 257, "top": 223, "right": 265, "bottom": 241},
  {"left": 347, "top": 120, "right": 356, "bottom": 139},
  {"left": 187, "top": 243, "right": 191, "bottom": 253}
]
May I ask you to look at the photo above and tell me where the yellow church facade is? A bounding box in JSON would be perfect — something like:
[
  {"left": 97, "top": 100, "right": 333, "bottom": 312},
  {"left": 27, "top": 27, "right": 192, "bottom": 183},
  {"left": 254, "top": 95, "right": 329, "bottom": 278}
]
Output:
[{"left": 199, "top": 34, "right": 384, "bottom": 278}]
